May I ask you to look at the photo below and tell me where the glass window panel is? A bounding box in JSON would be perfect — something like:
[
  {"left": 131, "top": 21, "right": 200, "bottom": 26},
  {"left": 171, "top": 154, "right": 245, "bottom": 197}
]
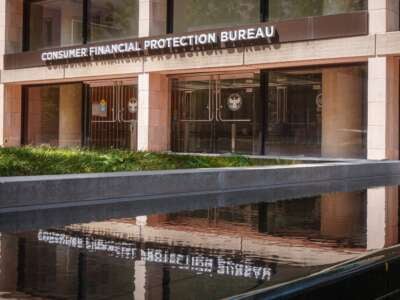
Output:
[
  {"left": 89, "top": 0, "right": 139, "bottom": 42},
  {"left": 268, "top": 0, "right": 367, "bottom": 21},
  {"left": 26, "top": 85, "right": 60, "bottom": 146},
  {"left": 173, "top": 0, "right": 260, "bottom": 33},
  {"left": 171, "top": 73, "right": 262, "bottom": 155},
  {"left": 25, "top": 84, "right": 83, "bottom": 147},
  {"left": 29, "top": 0, "right": 83, "bottom": 51},
  {"left": 265, "top": 65, "right": 367, "bottom": 159}
]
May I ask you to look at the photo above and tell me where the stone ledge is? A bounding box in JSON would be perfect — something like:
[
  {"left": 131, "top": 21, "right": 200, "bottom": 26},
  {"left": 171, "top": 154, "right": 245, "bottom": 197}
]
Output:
[{"left": 0, "top": 161, "right": 399, "bottom": 212}]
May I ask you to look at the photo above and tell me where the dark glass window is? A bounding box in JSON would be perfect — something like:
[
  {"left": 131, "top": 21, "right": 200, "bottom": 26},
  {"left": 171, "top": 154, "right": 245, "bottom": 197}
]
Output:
[
  {"left": 23, "top": 84, "right": 83, "bottom": 147},
  {"left": 268, "top": 0, "right": 367, "bottom": 21},
  {"left": 27, "top": 0, "right": 83, "bottom": 51},
  {"left": 169, "top": 0, "right": 368, "bottom": 33},
  {"left": 88, "top": 0, "right": 139, "bottom": 42},
  {"left": 265, "top": 65, "right": 367, "bottom": 158},
  {"left": 171, "top": 73, "right": 262, "bottom": 155},
  {"left": 172, "top": 0, "right": 260, "bottom": 33},
  {"left": 24, "top": 0, "right": 139, "bottom": 51}
]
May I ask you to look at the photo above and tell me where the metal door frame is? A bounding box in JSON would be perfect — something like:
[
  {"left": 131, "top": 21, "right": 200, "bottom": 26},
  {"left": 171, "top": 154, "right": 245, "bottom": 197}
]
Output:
[
  {"left": 83, "top": 78, "right": 137, "bottom": 149},
  {"left": 172, "top": 73, "right": 259, "bottom": 153}
]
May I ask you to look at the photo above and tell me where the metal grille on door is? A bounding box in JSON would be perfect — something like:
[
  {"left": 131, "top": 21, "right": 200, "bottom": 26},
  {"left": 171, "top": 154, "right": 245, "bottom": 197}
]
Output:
[{"left": 86, "top": 80, "right": 138, "bottom": 150}]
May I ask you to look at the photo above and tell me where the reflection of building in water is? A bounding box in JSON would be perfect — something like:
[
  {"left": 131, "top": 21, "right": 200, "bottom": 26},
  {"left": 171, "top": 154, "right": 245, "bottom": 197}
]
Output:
[
  {"left": 0, "top": 234, "right": 18, "bottom": 297},
  {"left": 0, "top": 188, "right": 398, "bottom": 299}
]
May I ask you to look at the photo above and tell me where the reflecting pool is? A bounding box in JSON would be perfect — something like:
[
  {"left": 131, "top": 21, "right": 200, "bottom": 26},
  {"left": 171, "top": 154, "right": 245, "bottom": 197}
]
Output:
[{"left": 0, "top": 186, "right": 399, "bottom": 299}]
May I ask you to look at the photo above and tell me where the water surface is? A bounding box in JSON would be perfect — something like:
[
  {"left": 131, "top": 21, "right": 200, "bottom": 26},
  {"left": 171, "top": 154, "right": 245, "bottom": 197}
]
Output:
[{"left": 0, "top": 186, "right": 398, "bottom": 299}]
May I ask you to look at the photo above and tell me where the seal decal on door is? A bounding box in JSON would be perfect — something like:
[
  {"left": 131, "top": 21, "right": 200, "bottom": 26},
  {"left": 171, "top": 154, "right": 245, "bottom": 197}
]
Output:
[
  {"left": 128, "top": 97, "right": 138, "bottom": 113},
  {"left": 227, "top": 93, "right": 242, "bottom": 112}
]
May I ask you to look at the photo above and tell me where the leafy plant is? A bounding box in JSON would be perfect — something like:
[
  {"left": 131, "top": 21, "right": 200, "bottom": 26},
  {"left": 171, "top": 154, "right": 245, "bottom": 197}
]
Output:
[{"left": 0, "top": 147, "right": 296, "bottom": 177}]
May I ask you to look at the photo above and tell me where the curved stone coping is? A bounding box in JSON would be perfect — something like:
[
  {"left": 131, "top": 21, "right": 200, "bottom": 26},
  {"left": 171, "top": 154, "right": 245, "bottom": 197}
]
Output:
[{"left": 0, "top": 161, "right": 399, "bottom": 212}]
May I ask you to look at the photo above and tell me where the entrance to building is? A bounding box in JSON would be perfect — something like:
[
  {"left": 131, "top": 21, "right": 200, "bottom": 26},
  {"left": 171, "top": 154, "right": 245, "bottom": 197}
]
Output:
[
  {"left": 171, "top": 73, "right": 262, "bottom": 154},
  {"left": 84, "top": 79, "right": 138, "bottom": 149}
]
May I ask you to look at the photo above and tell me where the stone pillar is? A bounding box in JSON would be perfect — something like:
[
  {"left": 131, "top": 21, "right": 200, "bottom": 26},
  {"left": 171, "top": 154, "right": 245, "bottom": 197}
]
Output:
[
  {"left": 136, "top": 0, "right": 168, "bottom": 152},
  {"left": 367, "top": 187, "right": 399, "bottom": 250},
  {"left": 322, "top": 67, "right": 365, "bottom": 158},
  {"left": 0, "top": 0, "right": 23, "bottom": 146},
  {"left": 138, "top": 0, "right": 167, "bottom": 37},
  {"left": 137, "top": 73, "right": 169, "bottom": 152},
  {"left": 0, "top": 0, "right": 24, "bottom": 62},
  {"left": 59, "top": 84, "right": 82, "bottom": 147},
  {"left": 320, "top": 192, "right": 365, "bottom": 239},
  {"left": 369, "top": 0, "right": 399, "bottom": 33},
  {"left": 367, "top": 57, "right": 399, "bottom": 160},
  {"left": 3, "top": 85, "right": 22, "bottom": 147}
]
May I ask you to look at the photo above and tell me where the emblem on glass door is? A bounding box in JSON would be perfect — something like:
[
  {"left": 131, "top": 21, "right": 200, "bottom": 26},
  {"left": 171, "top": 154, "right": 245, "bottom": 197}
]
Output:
[
  {"left": 128, "top": 97, "right": 138, "bottom": 113},
  {"left": 227, "top": 93, "right": 243, "bottom": 111}
]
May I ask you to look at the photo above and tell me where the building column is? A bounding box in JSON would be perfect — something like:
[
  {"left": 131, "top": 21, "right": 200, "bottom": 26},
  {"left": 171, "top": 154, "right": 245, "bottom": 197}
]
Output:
[
  {"left": 137, "top": 0, "right": 168, "bottom": 152},
  {"left": 137, "top": 73, "right": 170, "bottom": 152},
  {"left": 368, "top": 57, "right": 399, "bottom": 160},
  {"left": 366, "top": 187, "right": 399, "bottom": 250},
  {"left": 321, "top": 67, "right": 364, "bottom": 158},
  {"left": 138, "top": 0, "right": 167, "bottom": 38},
  {"left": 0, "top": 0, "right": 23, "bottom": 147},
  {"left": 368, "top": 1, "right": 400, "bottom": 159},
  {"left": 369, "top": 0, "right": 399, "bottom": 34}
]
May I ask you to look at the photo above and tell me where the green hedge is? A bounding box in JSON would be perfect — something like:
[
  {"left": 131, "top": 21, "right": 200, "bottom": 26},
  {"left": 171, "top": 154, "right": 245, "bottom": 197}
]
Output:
[{"left": 0, "top": 147, "right": 295, "bottom": 176}]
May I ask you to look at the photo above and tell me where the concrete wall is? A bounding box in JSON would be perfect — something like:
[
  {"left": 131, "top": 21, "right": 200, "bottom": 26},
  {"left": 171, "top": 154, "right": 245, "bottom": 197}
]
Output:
[{"left": 0, "top": 160, "right": 399, "bottom": 212}]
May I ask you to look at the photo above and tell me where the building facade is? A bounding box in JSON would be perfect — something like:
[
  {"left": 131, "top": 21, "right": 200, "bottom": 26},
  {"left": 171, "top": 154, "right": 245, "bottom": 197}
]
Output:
[{"left": 0, "top": 0, "right": 398, "bottom": 159}]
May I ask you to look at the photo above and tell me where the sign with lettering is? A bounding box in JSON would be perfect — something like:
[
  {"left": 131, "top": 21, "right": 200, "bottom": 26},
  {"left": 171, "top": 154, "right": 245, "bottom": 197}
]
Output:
[
  {"left": 40, "top": 25, "right": 276, "bottom": 62},
  {"left": 38, "top": 230, "right": 273, "bottom": 281}
]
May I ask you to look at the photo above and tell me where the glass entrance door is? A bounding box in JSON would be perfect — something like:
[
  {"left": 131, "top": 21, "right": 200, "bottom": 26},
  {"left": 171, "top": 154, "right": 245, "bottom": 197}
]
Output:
[
  {"left": 84, "top": 79, "right": 138, "bottom": 149},
  {"left": 171, "top": 73, "right": 261, "bottom": 154}
]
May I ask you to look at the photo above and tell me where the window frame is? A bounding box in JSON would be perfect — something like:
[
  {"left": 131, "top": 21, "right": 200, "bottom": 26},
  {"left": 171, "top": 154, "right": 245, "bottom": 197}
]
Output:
[
  {"left": 21, "top": 82, "right": 85, "bottom": 146},
  {"left": 166, "top": 0, "right": 267, "bottom": 34},
  {"left": 23, "top": 0, "right": 87, "bottom": 52},
  {"left": 23, "top": 0, "right": 141, "bottom": 52},
  {"left": 166, "top": 0, "right": 368, "bottom": 34}
]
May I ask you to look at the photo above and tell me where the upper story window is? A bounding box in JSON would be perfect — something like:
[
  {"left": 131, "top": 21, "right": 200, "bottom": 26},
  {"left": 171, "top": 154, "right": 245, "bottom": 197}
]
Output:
[
  {"left": 171, "top": 0, "right": 260, "bottom": 33},
  {"left": 24, "top": 0, "right": 139, "bottom": 51},
  {"left": 268, "top": 0, "right": 367, "bottom": 21},
  {"left": 168, "top": 0, "right": 368, "bottom": 34},
  {"left": 88, "top": 0, "right": 138, "bottom": 42},
  {"left": 27, "top": 0, "right": 84, "bottom": 51}
]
